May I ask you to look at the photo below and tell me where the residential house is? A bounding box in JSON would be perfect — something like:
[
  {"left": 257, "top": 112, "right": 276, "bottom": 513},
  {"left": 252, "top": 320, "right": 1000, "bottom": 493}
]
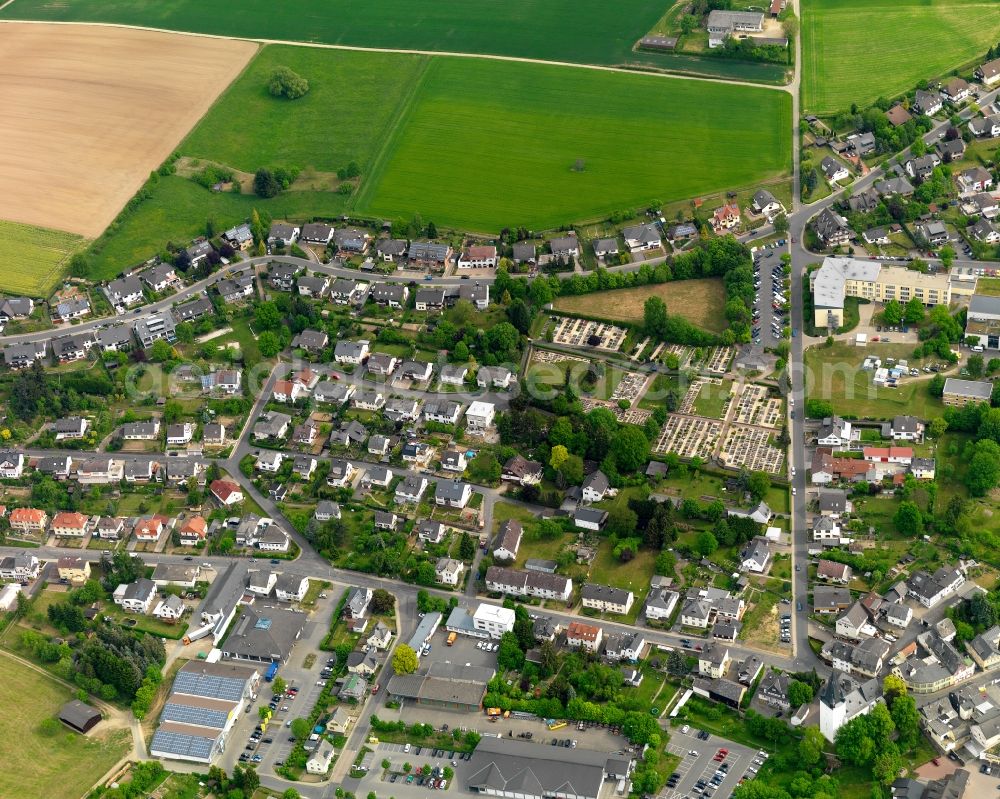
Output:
[
  {"left": 399, "top": 361, "right": 433, "bottom": 382},
  {"left": 57, "top": 557, "right": 91, "bottom": 585},
  {"left": 210, "top": 480, "right": 243, "bottom": 506},
  {"left": 593, "top": 238, "right": 619, "bottom": 259},
  {"left": 581, "top": 584, "right": 634, "bottom": 615},
  {"left": 334, "top": 228, "right": 371, "bottom": 253},
  {"left": 376, "top": 238, "right": 408, "bottom": 262},
  {"left": 566, "top": 621, "right": 603, "bottom": 652},
  {"left": 269, "top": 263, "right": 301, "bottom": 291},
  {"left": 54, "top": 416, "right": 89, "bottom": 441},
  {"left": 0, "top": 451, "right": 23, "bottom": 479},
  {"left": 906, "top": 154, "right": 942, "bottom": 181},
  {"left": 134, "top": 311, "right": 177, "bottom": 348},
  {"left": 268, "top": 222, "right": 300, "bottom": 247},
  {"left": 477, "top": 366, "right": 514, "bottom": 389},
  {"left": 113, "top": 578, "right": 157, "bottom": 614},
  {"left": 622, "top": 222, "right": 662, "bottom": 252},
  {"left": 758, "top": 670, "right": 792, "bottom": 711},
  {"left": 435, "top": 480, "right": 472, "bottom": 508},
  {"left": 698, "top": 643, "right": 731, "bottom": 679},
  {"left": 369, "top": 283, "right": 408, "bottom": 307},
  {"left": 51, "top": 511, "right": 89, "bottom": 538},
  {"left": 297, "top": 274, "right": 329, "bottom": 298},
  {"left": 821, "top": 156, "right": 849, "bottom": 183},
  {"left": 253, "top": 411, "right": 292, "bottom": 439},
  {"left": 712, "top": 203, "right": 741, "bottom": 232},
  {"left": 941, "top": 77, "right": 970, "bottom": 104},
  {"left": 751, "top": 189, "right": 784, "bottom": 220},
  {"left": 502, "top": 455, "right": 543, "bottom": 485},
  {"left": 141, "top": 263, "right": 178, "bottom": 292},
  {"left": 484, "top": 566, "right": 573, "bottom": 602},
  {"left": 581, "top": 470, "right": 609, "bottom": 503},
  {"left": 417, "top": 520, "right": 446, "bottom": 545},
  {"left": 395, "top": 475, "right": 428, "bottom": 503},
  {"left": 817, "top": 560, "right": 852, "bottom": 583},
  {"left": 914, "top": 89, "right": 943, "bottom": 115},
  {"left": 440, "top": 364, "right": 468, "bottom": 386},
  {"left": 222, "top": 223, "right": 253, "bottom": 250},
  {"left": 152, "top": 594, "right": 186, "bottom": 623},
  {"left": 424, "top": 400, "right": 462, "bottom": 425},
  {"left": 327, "top": 459, "right": 356, "bottom": 488},
  {"left": 959, "top": 165, "right": 994, "bottom": 194},
  {"left": 104, "top": 276, "right": 143, "bottom": 308},
  {"left": 415, "top": 287, "right": 446, "bottom": 311},
  {"left": 738, "top": 536, "right": 771, "bottom": 574},
  {"left": 374, "top": 511, "right": 398, "bottom": 531},
  {"left": 121, "top": 420, "right": 160, "bottom": 441},
  {"left": 441, "top": 450, "right": 467, "bottom": 472},
  {"left": 178, "top": 516, "right": 208, "bottom": 546},
  {"left": 52, "top": 331, "right": 95, "bottom": 362},
  {"left": 96, "top": 517, "right": 126, "bottom": 540},
  {"left": 457, "top": 245, "right": 497, "bottom": 269},
  {"left": 166, "top": 423, "right": 194, "bottom": 446},
  {"left": 329, "top": 279, "right": 364, "bottom": 305},
  {"left": 408, "top": 241, "right": 452, "bottom": 270},
  {"left": 814, "top": 208, "right": 852, "bottom": 249},
  {"left": 276, "top": 574, "right": 310, "bottom": 602},
  {"left": 907, "top": 565, "right": 965, "bottom": 608},
  {"left": 3, "top": 341, "right": 47, "bottom": 368},
  {"left": 0, "top": 553, "right": 39, "bottom": 581},
  {"left": 314, "top": 501, "right": 341, "bottom": 523},
  {"left": 300, "top": 222, "right": 334, "bottom": 245},
  {"left": 573, "top": 507, "right": 608, "bottom": 531},
  {"left": 334, "top": 339, "right": 370, "bottom": 365},
  {"left": 813, "top": 586, "right": 853, "bottom": 614},
  {"left": 493, "top": 520, "right": 523, "bottom": 561},
  {"left": 435, "top": 558, "right": 465, "bottom": 586}
]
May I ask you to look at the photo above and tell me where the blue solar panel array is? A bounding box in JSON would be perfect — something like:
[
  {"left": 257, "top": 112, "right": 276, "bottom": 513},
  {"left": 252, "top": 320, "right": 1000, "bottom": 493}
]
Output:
[
  {"left": 173, "top": 670, "right": 245, "bottom": 702},
  {"left": 161, "top": 702, "right": 230, "bottom": 729},
  {"left": 151, "top": 728, "right": 215, "bottom": 760}
]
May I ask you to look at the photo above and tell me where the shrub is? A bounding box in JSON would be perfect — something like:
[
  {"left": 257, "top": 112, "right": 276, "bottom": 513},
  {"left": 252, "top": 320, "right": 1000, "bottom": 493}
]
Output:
[{"left": 268, "top": 66, "right": 310, "bottom": 99}]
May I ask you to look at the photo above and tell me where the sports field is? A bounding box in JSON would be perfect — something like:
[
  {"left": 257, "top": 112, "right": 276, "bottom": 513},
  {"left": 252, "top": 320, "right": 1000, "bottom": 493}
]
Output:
[
  {"left": 356, "top": 58, "right": 791, "bottom": 231},
  {"left": 0, "top": 655, "right": 130, "bottom": 799},
  {"left": 0, "top": 23, "right": 256, "bottom": 237},
  {"left": 0, "top": 220, "right": 85, "bottom": 297},
  {"left": 802, "top": 0, "right": 1000, "bottom": 114},
  {"left": 0, "top": 0, "right": 665, "bottom": 68},
  {"left": 552, "top": 279, "right": 727, "bottom": 334}
]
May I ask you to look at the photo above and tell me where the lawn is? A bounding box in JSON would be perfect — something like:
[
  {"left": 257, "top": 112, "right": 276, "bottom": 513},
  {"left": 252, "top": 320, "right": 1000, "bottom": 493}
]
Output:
[
  {"left": 357, "top": 58, "right": 791, "bottom": 231},
  {"left": 587, "top": 537, "right": 656, "bottom": 621},
  {"left": 0, "top": 220, "right": 85, "bottom": 297},
  {"left": 552, "top": 278, "right": 727, "bottom": 334},
  {"left": 0, "top": 654, "right": 131, "bottom": 799},
  {"left": 87, "top": 175, "right": 348, "bottom": 279},
  {"left": 801, "top": 0, "right": 1000, "bottom": 114},
  {"left": 693, "top": 379, "right": 732, "bottom": 419},
  {"left": 803, "top": 340, "right": 944, "bottom": 420}
]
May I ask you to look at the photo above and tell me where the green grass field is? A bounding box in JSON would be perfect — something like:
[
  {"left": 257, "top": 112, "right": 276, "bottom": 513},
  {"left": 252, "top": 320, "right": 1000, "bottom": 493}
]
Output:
[
  {"left": 83, "top": 46, "right": 791, "bottom": 268},
  {"left": 86, "top": 175, "right": 348, "bottom": 279},
  {"left": 356, "top": 57, "right": 791, "bottom": 231},
  {"left": 802, "top": 0, "right": 1000, "bottom": 114},
  {"left": 0, "top": 655, "right": 130, "bottom": 799},
  {"left": 803, "top": 340, "right": 945, "bottom": 419},
  {"left": 0, "top": 220, "right": 84, "bottom": 297},
  {"left": 182, "top": 46, "right": 429, "bottom": 175},
  {"left": 0, "top": 0, "right": 663, "bottom": 68}
]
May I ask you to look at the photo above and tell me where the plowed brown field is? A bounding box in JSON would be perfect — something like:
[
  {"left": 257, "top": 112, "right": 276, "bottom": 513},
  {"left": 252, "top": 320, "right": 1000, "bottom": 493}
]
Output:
[{"left": 0, "top": 22, "right": 255, "bottom": 237}]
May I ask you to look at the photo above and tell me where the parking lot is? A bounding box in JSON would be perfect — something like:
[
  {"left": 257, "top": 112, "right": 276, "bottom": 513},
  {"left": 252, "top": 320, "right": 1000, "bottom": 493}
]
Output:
[
  {"left": 751, "top": 245, "right": 787, "bottom": 349},
  {"left": 663, "top": 727, "right": 760, "bottom": 799}
]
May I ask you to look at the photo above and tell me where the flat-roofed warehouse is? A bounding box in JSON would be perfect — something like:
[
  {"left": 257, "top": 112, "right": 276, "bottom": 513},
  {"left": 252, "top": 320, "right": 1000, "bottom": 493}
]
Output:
[
  {"left": 386, "top": 661, "right": 494, "bottom": 711},
  {"left": 150, "top": 661, "right": 260, "bottom": 763},
  {"left": 466, "top": 736, "right": 634, "bottom": 799}
]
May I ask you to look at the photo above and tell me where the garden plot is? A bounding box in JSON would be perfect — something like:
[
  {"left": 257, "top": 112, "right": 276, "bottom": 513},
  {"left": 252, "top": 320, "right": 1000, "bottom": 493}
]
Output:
[
  {"left": 552, "top": 316, "right": 628, "bottom": 351},
  {"left": 720, "top": 425, "right": 785, "bottom": 474},
  {"left": 654, "top": 415, "right": 722, "bottom": 459},
  {"left": 731, "top": 384, "right": 784, "bottom": 428}
]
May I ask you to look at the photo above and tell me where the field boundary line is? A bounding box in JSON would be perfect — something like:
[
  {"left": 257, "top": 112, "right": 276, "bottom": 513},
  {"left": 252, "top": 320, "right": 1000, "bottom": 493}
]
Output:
[
  {"left": 350, "top": 55, "right": 432, "bottom": 212},
  {"left": 0, "top": 19, "right": 792, "bottom": 93}
]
